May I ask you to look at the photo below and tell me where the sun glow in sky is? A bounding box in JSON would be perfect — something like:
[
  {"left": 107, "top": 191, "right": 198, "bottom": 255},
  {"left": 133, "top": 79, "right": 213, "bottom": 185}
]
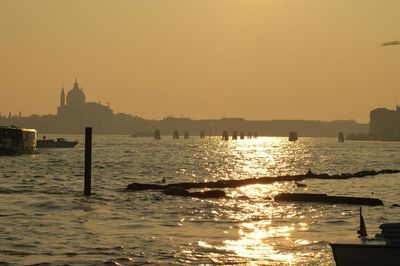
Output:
[{"left": 1, "top": 0, "right": 399, "bottom": 122}]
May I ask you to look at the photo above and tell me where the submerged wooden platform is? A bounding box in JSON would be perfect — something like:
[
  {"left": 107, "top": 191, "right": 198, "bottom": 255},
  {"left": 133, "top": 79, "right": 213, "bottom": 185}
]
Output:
[
  {"left": 274, "top": 193, "right": 383, "bottom": 206},
  {"left": 127, "top": 169, "right": 400, "bottom": 191}
]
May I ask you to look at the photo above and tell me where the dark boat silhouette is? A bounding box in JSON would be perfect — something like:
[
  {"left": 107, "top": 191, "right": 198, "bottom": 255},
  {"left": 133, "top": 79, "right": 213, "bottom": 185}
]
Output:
[
  {"left": 330, "top": 208, "right": 400, "bottom": 265},
  {"left": 37, "top": 138, "right": 78, "bottom": 148},
  {"left": 0, "top": 126, "right": 37, "bottom": 155}
]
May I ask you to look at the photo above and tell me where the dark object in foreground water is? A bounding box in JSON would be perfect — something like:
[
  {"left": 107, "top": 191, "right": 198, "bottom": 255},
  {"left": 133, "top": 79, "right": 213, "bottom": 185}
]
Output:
[
  {"left": 189, "top": 190, "right": 225, "bottom": 198},
  {"left": 274, "top": 193, "right": 383, "bottom": 206},
  {"left": 357, "top": 207, "right": 368, "bottom": 237},
  {"left": 127, "top": 169, "right": 400, "bottom": 191},
  {"left": 163, "top": 187, "right": 225, "bottom": 198},
  {"left": 295, "top": 181, "right": 307, "bottom": 187},
  {"left": 84, "top": 127, "right": 92, "bottom": 197},
  {"left": 128, "top": 183, "right": 164, "bottom": 190},
  {"left": 164, "top": 187, "right": 190, "bottom": 197}
]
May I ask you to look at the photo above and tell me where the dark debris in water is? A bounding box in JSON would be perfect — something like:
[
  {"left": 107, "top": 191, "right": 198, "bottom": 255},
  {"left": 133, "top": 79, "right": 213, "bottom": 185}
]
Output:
[
  {"left": 125, "top": 169, "right": 398, "bottom": 204},
  {"left": 127, "top": 169, "right": 400, "bottom": 191},
  {"left": 274, "top": 193, "right": 383, "bottom": 206}
]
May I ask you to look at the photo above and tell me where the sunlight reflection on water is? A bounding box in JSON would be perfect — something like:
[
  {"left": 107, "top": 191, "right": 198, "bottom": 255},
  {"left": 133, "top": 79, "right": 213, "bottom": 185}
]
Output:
[
  {"left": 2, "top": 136, "right": 400, "bottom": 265},
  {"left": 220, "top": 184, "right": 314, "bottom": 265}
]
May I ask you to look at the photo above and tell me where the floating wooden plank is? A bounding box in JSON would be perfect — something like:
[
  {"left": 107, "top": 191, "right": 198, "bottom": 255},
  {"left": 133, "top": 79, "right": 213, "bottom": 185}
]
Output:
[
  {"left": 274, "top": 193, "right": 383, "bottom": 206},
  {"left": 126, "top": 169, "right": 400, "bottom": 191}
]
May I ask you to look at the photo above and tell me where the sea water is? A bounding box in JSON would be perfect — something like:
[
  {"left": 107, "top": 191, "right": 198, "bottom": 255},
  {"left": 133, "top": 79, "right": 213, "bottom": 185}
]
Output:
[{"left": 1, "top": 136, "right": 400, "bottom": 265}]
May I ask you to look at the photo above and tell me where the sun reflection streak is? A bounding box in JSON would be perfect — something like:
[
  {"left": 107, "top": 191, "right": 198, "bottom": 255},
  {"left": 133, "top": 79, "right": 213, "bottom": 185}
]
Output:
[
  {"left": 191, "top": 137, "right": 326, "bottom": 265},
  {"left": 223, "top": 221, "right": 296, "bottom": 264},
  {"left": 227, "top": 137, "right": 313, "bottom": 178}
]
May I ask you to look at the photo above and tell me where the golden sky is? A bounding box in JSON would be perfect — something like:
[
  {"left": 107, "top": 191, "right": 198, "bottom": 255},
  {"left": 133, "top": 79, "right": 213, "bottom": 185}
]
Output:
[{"left": 1, "top": 0, "right": 399, "bottom": 122}]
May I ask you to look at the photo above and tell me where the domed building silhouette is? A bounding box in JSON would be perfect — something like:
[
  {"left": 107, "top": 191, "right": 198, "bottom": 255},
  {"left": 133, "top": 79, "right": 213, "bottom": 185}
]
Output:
[
  {"left": 66, "top": 79, "right": 86, "bottom": 106},
  {"left": 57, "top": 79, "right": 114, "bottom": 127}
]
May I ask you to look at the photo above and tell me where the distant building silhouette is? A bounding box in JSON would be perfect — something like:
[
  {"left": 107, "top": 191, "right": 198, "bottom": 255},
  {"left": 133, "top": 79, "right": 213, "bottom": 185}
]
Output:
[
  {"left": 57, "top": 79, "right": 113, "bottom": 120},
  {"left": 369, "top": 106, "right": 400, "bottom": 141},
  {"left": 60, "top": 87, "right": 65, "bottom": 107},
  {"left": 0, "top": 79, "right": 369, "bottom": 135}
]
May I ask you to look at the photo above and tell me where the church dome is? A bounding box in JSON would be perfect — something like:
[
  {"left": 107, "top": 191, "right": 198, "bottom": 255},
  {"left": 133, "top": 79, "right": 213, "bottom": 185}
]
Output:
[{"left": 66, "top": 79, "right": 86, "bottom": 106}]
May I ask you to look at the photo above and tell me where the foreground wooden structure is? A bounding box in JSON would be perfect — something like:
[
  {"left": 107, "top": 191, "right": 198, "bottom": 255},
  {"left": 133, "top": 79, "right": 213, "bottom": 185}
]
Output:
[
  {"left": 126, "top": 169, "right": 399, "bottom": 203},
  {"left": 127, "top": 169, "right": 400, "bottom": 191},
  {"left": 274, "top": 193, "right": 383, "bottom": 206}
]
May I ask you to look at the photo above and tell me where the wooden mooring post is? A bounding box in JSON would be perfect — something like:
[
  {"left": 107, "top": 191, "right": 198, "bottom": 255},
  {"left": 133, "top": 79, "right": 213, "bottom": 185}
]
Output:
[
  {"left": 173, "top": 130, "right": 179, "bottom": 139},
  {"left": 232, "top": 131, "right": 238, "bottom": 140},
  {"left": 154, "top": 129, "right": 161, "bottom": 140},
  {"left": 289, "top": 131, "right": 298, "bottom": 141},
  {"left": 338, "top": 132, "right": 345, "bottom": 143},
  {"left": 84, "top": 127, "right": 92, "bottom": 196},
  {"left": 222, "top": 131, "right": 229, "bottom": 140}
]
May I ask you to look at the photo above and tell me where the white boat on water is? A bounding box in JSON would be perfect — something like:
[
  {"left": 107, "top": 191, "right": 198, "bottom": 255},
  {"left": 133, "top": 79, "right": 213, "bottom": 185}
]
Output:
[{"left": 330, "top": 208, "right": 400, "bottom": 266}]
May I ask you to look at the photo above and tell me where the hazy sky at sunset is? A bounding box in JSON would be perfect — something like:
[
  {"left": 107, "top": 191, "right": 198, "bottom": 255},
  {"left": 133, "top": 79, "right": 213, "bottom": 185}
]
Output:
[{"left": 1, "top": 0, "right": 399, "bottom": 122}]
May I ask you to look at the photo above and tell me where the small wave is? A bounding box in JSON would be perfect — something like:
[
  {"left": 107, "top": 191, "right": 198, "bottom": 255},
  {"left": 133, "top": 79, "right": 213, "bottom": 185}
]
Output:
[
  {"left": 324, "top": 220, "right": 349, "bottom": 225},
  {"left": 64, "top": 252, "right": 78, "bottom": 257},
  {"left": 84, "top": 251, "right": 120, "bottom": 256},
  {"left": 0, "top": 213, "right": 26, "bottom": 218},
  {"left": 0, "top": 188, "right": 22, "bottom": 194},
  {"left": 313, "top": 240, "right": 331, "bottom": 246},
  {"left": 1, "top": 249, "right": 32, "bottom": 256},
  {"left": 28, "top": 201, "right": 62, "bottom": 210},
  {"left": 103, "top": 257, "right": 134, "bottom": 266}
]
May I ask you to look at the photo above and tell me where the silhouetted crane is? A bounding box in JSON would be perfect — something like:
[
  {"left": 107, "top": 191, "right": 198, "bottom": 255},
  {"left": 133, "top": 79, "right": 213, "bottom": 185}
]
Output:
[{"left": 382, "top": 40, "right": 400, "bottom": 46}]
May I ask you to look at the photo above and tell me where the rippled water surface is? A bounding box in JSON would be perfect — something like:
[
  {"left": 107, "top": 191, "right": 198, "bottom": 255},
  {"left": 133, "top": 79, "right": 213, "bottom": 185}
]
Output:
[{"left": 1, "top": 136, "right": 400, "bottom": 265}]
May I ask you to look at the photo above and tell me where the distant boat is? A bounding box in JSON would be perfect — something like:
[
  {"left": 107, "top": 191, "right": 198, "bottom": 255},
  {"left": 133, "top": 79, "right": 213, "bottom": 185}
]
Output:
[
  {"left": 0, "top": 126, "right": 37, "bottom": 155},
  {"left": 331, "top": 208, "right": 400, "bottom": 265},
  {"left": 37, "top": 138, "right": 78, "bottom": 148}
]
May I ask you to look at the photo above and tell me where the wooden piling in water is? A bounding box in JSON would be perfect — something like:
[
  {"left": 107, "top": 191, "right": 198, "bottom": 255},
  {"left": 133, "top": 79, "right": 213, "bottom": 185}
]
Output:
[
  {"left": 248, "top": 132, "right": 252, "bottom": 139},
  {"left": 154, "top": 129, "right": 161, "bottom": 140},
  {"left": 84, "top": 127, "right": 92, "bottom": 196},
  {"left": 240, "top": 131, "right": 245, "bottom": 139},
  {"left": 338, "top": 132, "right": 345, "bottom": 143},
  {"left": 232, "top": 131, "right": 237, "bottom": 140},
  {"left": 184, "top": 131, "right": 189, "bottom": 139},
  {"left": 222, "top": 131, "right": 229, "bottom": 140},
  {"left": 289, "top": 132, "right": 298, "bottom": 141},
  {"left": 200, "top": 131, "right": 205, "bottom": 139},
  {"left": 173, "top": 130, "right": 179, "bottom": 139}
]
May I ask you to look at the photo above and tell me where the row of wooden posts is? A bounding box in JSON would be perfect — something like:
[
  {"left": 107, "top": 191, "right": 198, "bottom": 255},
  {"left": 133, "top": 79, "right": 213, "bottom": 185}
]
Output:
[
  {"left": 289, "top": 131, "right": 345, "bottom": 143},
  {"left": 83, "top": 128, "right": 346, "bottom": 196},
  {"left": 154, "top": 130, "right": 259, "bottom": 140},
  {"left": 83, "top": 128, "right": 260, "bottom": 196},
  {"left": 154, "top": 130, "right": 346, "bottom": 142}
]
